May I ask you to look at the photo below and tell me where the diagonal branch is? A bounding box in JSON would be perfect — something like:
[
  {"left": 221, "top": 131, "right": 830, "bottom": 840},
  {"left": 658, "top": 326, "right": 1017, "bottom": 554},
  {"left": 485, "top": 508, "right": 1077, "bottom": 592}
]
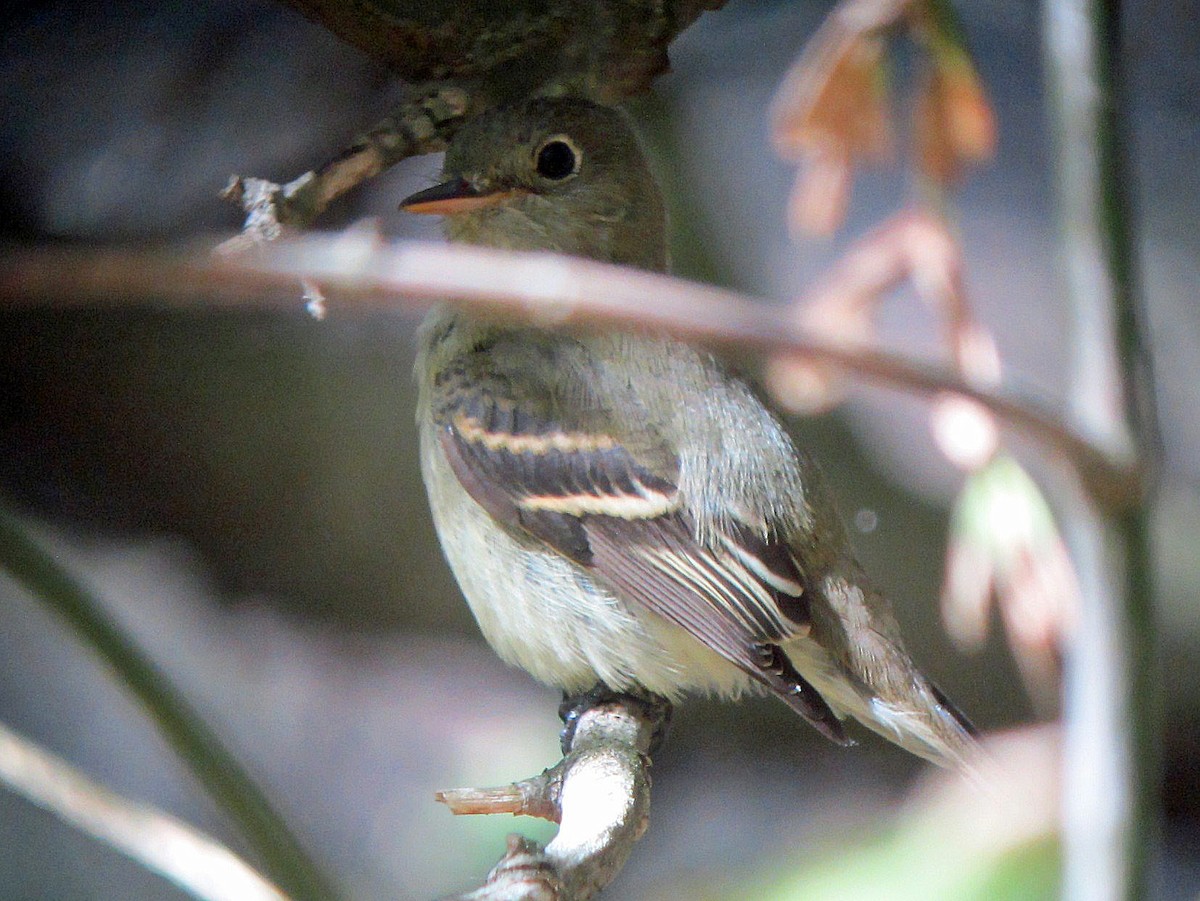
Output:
[
  {"left": 0, "top": 509, "right": 340, "bottom": 901},
  {"left": 218, "top": 81, "right": 475, "bottom": 251},
  {"left": 0, "top": 720, "right": 287, "bottom": 901},
  {"left": 0, "top": 237, "right": 1140, "bottom": 508}
]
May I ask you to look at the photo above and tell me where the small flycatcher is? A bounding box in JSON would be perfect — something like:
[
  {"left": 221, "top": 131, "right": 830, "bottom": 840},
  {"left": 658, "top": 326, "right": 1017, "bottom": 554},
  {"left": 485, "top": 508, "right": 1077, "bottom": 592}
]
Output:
[{"left": 403, "top": 97, "right": 975, "bottom": 768}]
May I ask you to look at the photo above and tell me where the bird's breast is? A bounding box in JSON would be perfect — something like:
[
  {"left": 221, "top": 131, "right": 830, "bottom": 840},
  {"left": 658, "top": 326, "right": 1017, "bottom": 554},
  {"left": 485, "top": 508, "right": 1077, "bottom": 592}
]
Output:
[{"left": 418, "top": 415, "right": 752, "bottom": 700}]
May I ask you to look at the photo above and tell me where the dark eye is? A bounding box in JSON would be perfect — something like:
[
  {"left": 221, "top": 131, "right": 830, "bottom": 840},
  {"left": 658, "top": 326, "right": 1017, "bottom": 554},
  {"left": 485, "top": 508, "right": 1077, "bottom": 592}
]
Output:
[{"left": 535, "top": 138, "right": 579, "bottom": 180}]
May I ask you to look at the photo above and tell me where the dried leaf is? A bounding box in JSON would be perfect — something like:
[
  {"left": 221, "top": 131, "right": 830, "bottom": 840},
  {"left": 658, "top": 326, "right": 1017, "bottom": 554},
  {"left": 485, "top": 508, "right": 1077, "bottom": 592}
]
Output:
[
  {"left": 772, "top": 31, "right": 893, "bottom": 162},
  {"left": 909, "top": 0, "right": 997, "bottom": 184},
  {"left": 770, "top": 0, "right": 908, "bottom": 234},
  {"left": 787, "top": 146, "right": 853, "bottom": 237},
  {"left": 916, "top": 55, "right": 997, "bottom": 184}
]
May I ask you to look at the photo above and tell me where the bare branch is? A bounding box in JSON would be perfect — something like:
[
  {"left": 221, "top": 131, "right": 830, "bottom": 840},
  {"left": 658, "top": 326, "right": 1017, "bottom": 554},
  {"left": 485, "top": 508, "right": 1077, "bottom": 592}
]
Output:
[
  {"left": 440, "top": 697, "right": 658, "bottom": 901},
  {"left": 0, "top": 237, "right": 1140, "bottom": 508},
  {"left": 0, "top": 720, "right": 288, "bottom": 901},
  {"left": 219, "top": 82, "right": 474, "bottom": 249}
]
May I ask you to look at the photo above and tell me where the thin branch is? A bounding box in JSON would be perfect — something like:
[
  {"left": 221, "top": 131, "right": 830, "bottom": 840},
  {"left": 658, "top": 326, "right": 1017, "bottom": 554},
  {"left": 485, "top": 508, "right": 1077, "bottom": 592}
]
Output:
[
  {"left": 0, "top": 238, "right": 1139, "bottom": 509},
  {"left": 0, "top": 509, "right": 341, "bottom": 901},
  {"left": 437, "top": 771, "right": 561, "bottom": 822},
  {"left": 441, "top": 697, "right": 659, "bottom": 901},
  {"left": 219, "top": 81, "right": 475, "bottom": 250},
  {"left": 218, "top": 1, "right": 730, "bottom": 248},
  {"left": 1042, "top": 0, "right": 1158, "bottom": 898},
  {"left": 0, "top": 720, "right": 287, "bottom": 901}
]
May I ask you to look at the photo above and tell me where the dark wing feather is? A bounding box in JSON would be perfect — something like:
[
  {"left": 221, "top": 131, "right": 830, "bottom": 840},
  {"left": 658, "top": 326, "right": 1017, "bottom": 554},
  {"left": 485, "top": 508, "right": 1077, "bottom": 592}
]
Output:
[
  {"left": 432, "top": 355, "right": 846, "bottom": 743},
  {"left": 928, "top": 679, "right": 978, "bottom": 738},
  {"left": 585, "top": 516, "right": 845, "bottom": 742}
]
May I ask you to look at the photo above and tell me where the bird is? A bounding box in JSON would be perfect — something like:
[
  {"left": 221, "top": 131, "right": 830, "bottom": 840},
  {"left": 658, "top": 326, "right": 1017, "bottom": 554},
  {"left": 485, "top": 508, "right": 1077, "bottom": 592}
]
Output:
[{"left": 401, "top": 96, "right": 976, "bottom": 769}]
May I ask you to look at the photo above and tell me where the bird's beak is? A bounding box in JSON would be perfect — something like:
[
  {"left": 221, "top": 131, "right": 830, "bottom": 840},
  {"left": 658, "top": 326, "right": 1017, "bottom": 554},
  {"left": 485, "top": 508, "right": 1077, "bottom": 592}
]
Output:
[{"left": 399, "top": 178, "right": 517, "bottom": 215}]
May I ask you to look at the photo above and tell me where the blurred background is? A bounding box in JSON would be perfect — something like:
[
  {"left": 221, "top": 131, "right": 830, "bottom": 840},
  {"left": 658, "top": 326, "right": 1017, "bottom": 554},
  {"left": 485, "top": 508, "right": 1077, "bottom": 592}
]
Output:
[{"left": 0, "top": 0, "right": 1197, "bottom": 897}]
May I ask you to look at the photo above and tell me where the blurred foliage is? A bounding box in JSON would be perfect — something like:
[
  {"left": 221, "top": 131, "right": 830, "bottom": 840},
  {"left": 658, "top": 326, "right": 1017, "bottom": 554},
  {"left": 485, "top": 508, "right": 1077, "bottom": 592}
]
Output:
[
  {"left": 0, "top": 508, "right": 341, "bottom": 901},
  {"left": 752, "top": 828, "right": 1059, "bottom": 901}
]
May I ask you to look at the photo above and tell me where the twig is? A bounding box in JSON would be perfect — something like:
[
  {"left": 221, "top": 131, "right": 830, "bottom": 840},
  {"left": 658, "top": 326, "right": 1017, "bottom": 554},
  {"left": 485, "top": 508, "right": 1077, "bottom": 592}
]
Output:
[
  {"left": 0, "top": 510, "right": 341, "bottom": 901},
  {"left": 440, "top": 697, "right": 658, "bottom": 901},
  {"left": 218, "top": 82, "right": 474, "bottom": 252},
  {"left": 437, "top": 771, "right": 561, "bottom": 822},
  {"left": 218, "top": 1, "right": 731, "bottom": 249},
  {"left": 0, "top": 237, "right": 1141, "bottom": 509},
  {"left": 0, "top": 720, "right": 287, "bottom": 901},
  {"left": 1042, "top": 0, "right": 1158, "bottom": 898}
]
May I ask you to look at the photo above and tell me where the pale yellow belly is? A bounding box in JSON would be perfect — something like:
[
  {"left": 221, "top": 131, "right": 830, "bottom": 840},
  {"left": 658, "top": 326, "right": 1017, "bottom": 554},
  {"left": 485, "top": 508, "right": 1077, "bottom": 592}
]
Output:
[{"left": 419, "top": 421, "right": 754, "bottom": 700}]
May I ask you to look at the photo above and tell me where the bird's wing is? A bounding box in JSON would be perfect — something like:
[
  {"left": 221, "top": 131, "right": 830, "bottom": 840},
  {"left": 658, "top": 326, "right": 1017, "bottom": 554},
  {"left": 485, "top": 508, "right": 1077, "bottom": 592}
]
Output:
[{"left": 430, "top": 349, "right": 847, "bottom": 743}]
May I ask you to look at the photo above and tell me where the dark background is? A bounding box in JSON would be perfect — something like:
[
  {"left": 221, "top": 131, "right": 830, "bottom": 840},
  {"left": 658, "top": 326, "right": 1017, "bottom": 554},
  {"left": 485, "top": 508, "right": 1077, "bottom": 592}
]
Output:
[{"left": 1, "top": 1, "right": 1197, "bottom": 897}]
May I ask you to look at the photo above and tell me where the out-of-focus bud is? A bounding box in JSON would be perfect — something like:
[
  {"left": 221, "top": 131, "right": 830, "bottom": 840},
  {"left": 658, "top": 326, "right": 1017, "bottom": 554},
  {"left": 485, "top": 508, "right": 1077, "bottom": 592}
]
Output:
[
  {"left": 931, "top": 393, "right": 1000, "bottom": 471},
  {"left": 765, "top": 290, "right": 874, "bottom": 414},
  {"left": 942, "top": 454, "right": 1081, "bottom": 712}
]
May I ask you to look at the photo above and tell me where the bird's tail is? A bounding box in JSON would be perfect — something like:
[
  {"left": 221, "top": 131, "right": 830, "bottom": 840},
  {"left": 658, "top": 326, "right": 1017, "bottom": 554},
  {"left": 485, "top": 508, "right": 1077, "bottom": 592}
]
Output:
[
  {"left": 857, "top": 676, "right": 979, "bottom": 772},
  {"left": 784, "top": 634, "right": 980, "bottom": 773}
]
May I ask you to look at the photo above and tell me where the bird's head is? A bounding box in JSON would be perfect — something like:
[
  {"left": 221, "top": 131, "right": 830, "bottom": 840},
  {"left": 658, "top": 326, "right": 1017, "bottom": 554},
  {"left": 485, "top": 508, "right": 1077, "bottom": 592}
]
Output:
[{"left": 400, "top": 97, "right": 667, "bottom": 272}]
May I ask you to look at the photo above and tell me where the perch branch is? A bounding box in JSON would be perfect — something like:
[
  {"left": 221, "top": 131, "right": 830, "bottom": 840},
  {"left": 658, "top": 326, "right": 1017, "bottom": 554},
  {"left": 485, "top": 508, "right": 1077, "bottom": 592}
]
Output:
[{"left": 441, "top": 697, "right": 658, "bottom": 901}]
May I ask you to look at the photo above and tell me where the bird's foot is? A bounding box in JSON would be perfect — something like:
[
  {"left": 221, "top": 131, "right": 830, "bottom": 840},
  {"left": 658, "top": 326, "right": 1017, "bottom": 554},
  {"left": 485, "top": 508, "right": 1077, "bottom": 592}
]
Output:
[{"left": 558, "top": 684, "right": 673, "bottom": 756}]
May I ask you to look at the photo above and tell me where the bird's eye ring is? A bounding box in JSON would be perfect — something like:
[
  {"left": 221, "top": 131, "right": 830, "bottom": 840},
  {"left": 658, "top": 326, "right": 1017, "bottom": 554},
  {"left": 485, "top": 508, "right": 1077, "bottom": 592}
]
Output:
[{"left": 534, "top": 136, "right": 581, "bottom": 181}]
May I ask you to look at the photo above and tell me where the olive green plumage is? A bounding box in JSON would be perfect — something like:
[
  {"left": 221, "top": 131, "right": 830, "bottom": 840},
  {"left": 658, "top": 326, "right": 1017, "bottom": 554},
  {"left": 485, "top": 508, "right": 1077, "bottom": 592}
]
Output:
[{"left": 409, "top": 97, "right": 976, "bottom": 768}]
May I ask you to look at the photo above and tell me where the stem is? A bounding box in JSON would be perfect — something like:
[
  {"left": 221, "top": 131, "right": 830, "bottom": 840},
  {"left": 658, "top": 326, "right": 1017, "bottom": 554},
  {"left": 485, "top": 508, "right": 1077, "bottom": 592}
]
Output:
[
  {"left": 1042, "top": 0, "right": 1158, "bottom": 898},
  {"left": 0, "top": 508, "right": 342, "bottom": 901},
  {"left": 0, "top": 240, "right": 1140, "bottom": 507},
  {"left": 0, "top": 721, "right": 287, "bottom": 901}
]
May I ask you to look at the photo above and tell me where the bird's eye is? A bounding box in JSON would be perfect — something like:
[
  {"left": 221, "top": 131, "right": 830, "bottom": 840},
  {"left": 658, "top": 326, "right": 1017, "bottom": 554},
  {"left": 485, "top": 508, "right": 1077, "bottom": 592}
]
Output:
[{"left": 535, "top": 137, "right": 580, "bottom": 180}]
